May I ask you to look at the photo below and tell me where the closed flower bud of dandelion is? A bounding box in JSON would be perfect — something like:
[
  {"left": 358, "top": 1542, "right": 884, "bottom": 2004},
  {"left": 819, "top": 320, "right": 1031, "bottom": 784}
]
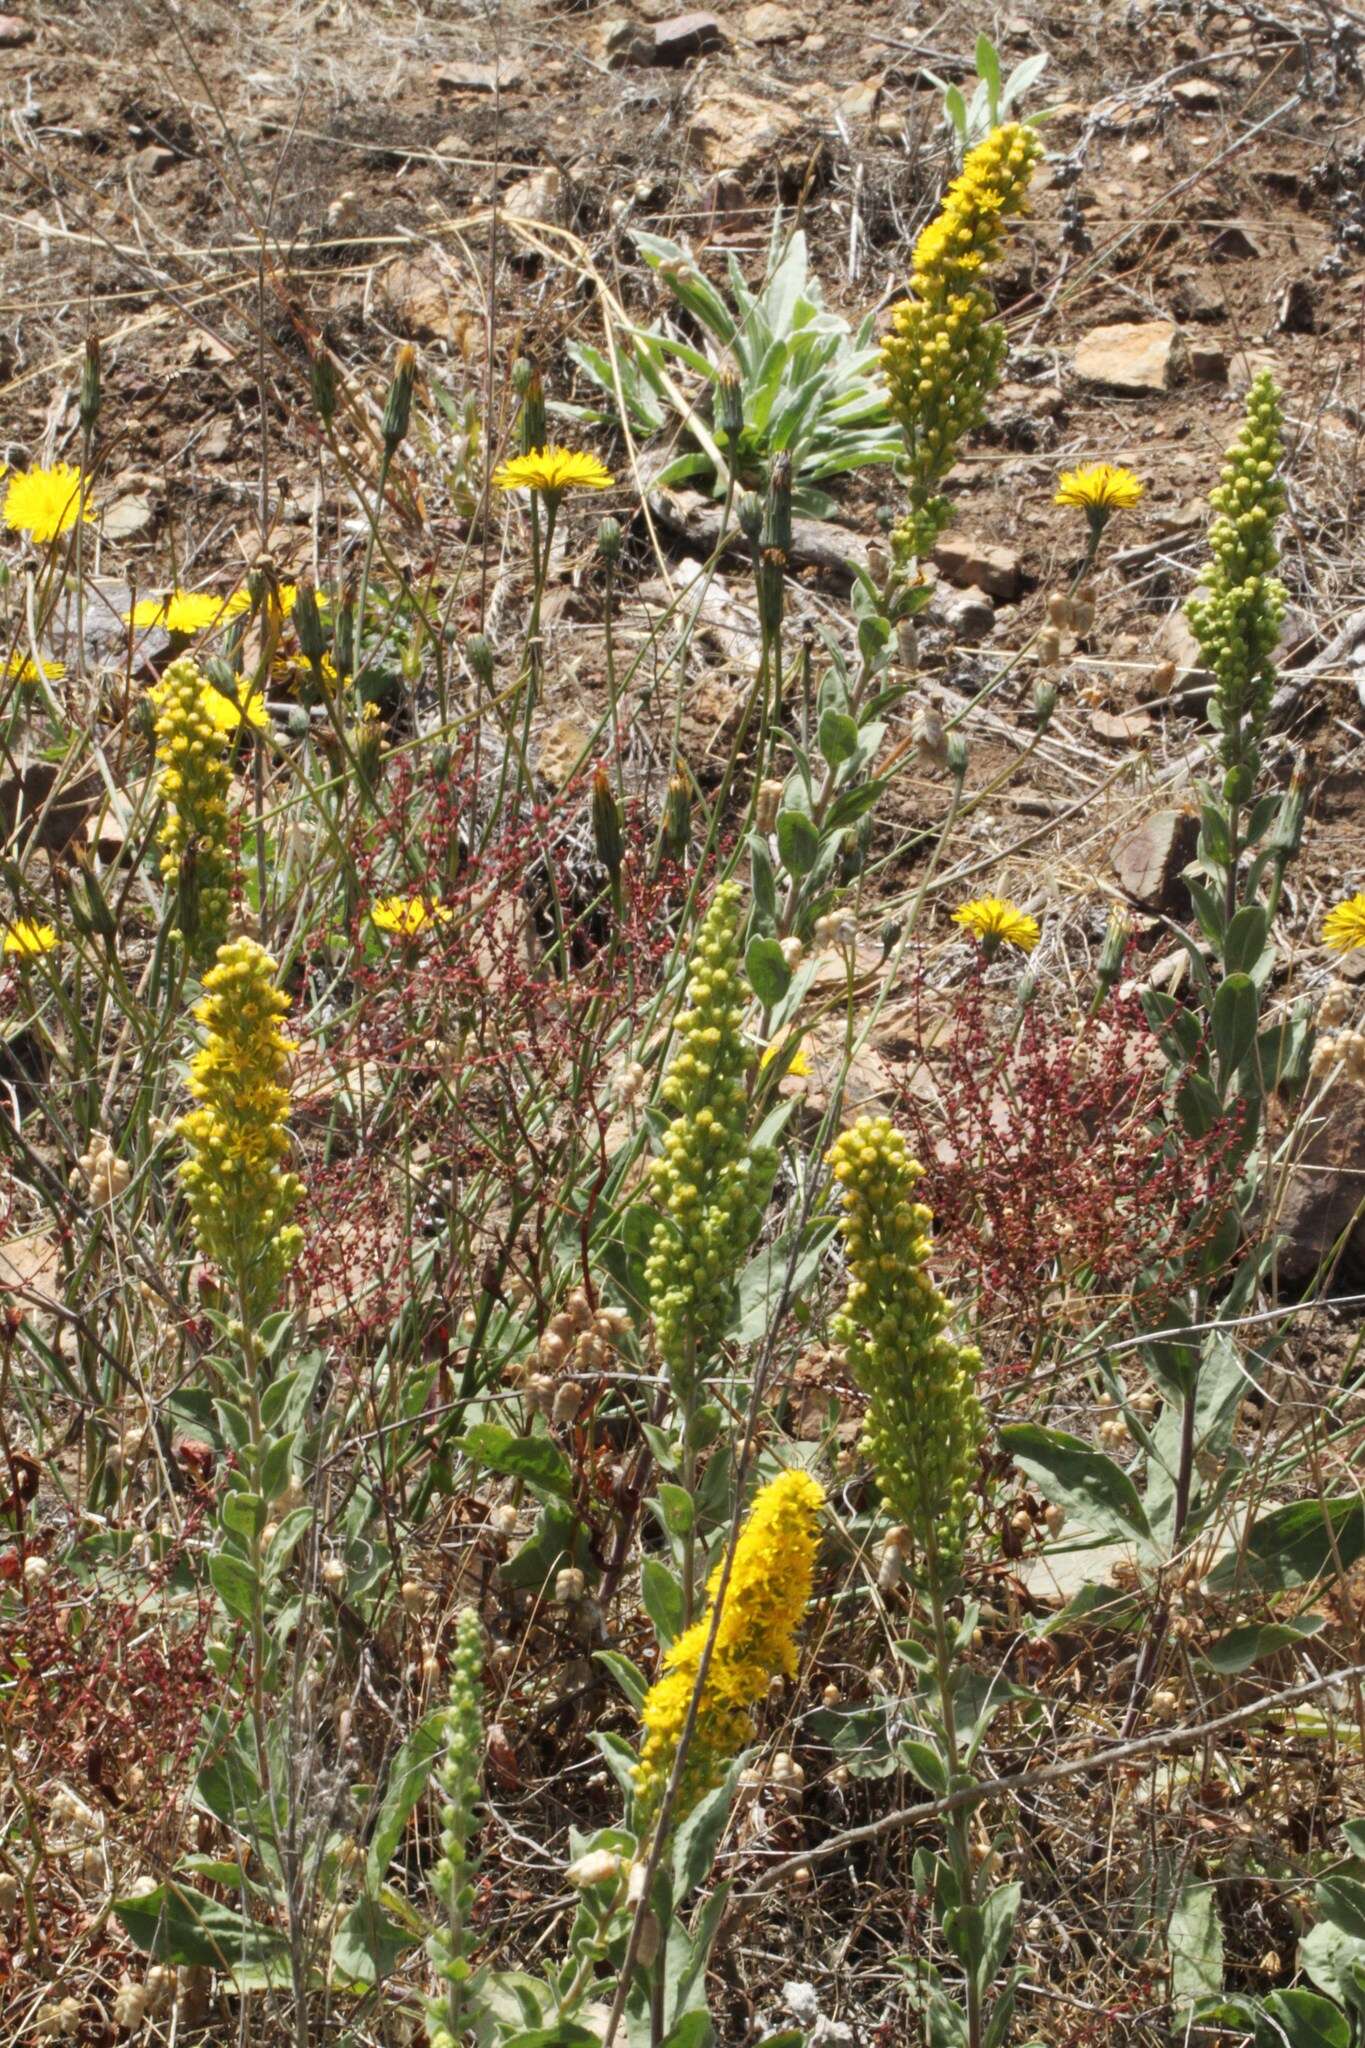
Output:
[
  {"left": 662, "top": 770, "right": 692, "bottom": 862},
  {"left": 80, "top": 334, "right": 102, "bottom": 437},
  {"left": 310, "top": 348, "right": 338, "bottom": 427},
  {"left": 148, "top": 657, "right": 233, "bottom": 968},
  {"left": 828, "top": 1116, "right": 984, "bottom": 1569},
  {"left": 1185, "top": 370, "right": 1286, "bottom": 792},
  {"left": 717, "top": 367, "right": 744, "bottom": 442},
  {"left": 644, "top": 882, "right": 775, "bottom": 1404},
  {"left": 596, "top": 514, "right": 622, "bottom": 564},
  {"left": 465, "top": 632, "right": 495, "bottom": 688},
  {"left": 177, "top": 938, "right": 304, "bottom": 1321},
  {"left": 946, "top": 731, "right": 969, "bottom": 783},
  {"left": 382, "top": 343, "right": 418, "bottom": 453},
  {"left": 1097, "top": 907, "right": 1130, "bottom": 990},
  {"left": 514, "top": 360, "right": 546, "bottom": 455},
  {"left": 763, "top": 452, "right": 793, "bottom": 557},
  {"left": 758, "top": 547, "right": 786, "bottom": 637},
  {"left": 592, "top": 765, "right": 624, "bottom": 881},
  {"left": 1032, "top": 679, "right": 1058, "bottom": 731},
  {"left": 294, "top": 579, "right": 327, "bottom": 666},
  {"left": 633, "top": 1467, "right": 823, "bottom": 1827},
  {"left": 737, "top": 491, "right": 764, "bottom": 544}
]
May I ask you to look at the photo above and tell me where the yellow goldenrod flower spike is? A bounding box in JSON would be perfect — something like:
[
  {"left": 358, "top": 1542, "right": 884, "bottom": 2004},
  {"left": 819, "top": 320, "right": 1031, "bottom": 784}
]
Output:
[
  {"left": 951, "top": 895, "right": 1040, "bottom": 955},
  {"left": 634, "top": 1468, "right": 823, "bottom": 1827},
  {"left": 178, "top": 937, "right": 304, "bottom": 1320},
  {"left": 1323, "top": 895, "right": 1365, "bottom": 953},
  {"left": 148, "top": 656, "right": 234, "bottom": 967},
  {"left": 3, "top": 919, "right": 61, "bottom": 958},
  {"left": 491, "top": 446, "right": 614, "bottom": 496},
  {"left": 828, "top": 1116, "right": 982, "bottom": 1570},
  {"left": 881, "top": 123, "right": 1042, "bottom": 565},
  {"left": 3, "top": 462, "right": 94, "bottom": 544}
]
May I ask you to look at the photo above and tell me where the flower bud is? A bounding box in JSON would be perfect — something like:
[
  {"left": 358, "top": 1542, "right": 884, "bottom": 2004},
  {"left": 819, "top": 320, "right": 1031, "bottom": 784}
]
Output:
[
  {"left": 592, "top": 765, "right": 623, "bottom": 881},
  {"left": 1032, "top": 679, "right": 1058, "bottom": 731},
  {"left": 515, "top": 360, "right": 546, "bottom": 454},
  {"left": 946, "top": 731, "right": 968, "bottom": 783},
  {"left": 465, "top": 632, "right": 495, "bottom": 687},
  {"left": 736, "top": 491, "right": 764, "bottom": 543},
  {"left": 382, "top": 344, "right": 417, "bottom": 452},
  {"left": 763, "top": 451, "right": 793, "bottom": 556},
  {"left": 662, "top": 770, "right": 691, "bottom": 862},
  {"left": 566, "top": 1848, "right": 623, "bottom": 1888},
  {"left": 555, "top": 1566, "right": 586, "bottom": 1603},
  {"left": 1097, "top": 907, "right": 1129, "bottom": 990},
  {"left": 552, "top": 1380, "right": 584, "bottom": 1425},
  {"left": 716, "top": 367, "right": 744, "bottom": 441},
  {"left": 310, "top": 348, "right": 338, "bottom": 427},
  {"left": 80, "top": 334, "right": 101, "bottom": 437},
  {"left": 757, "top": 547, "right": 786, "bottom": 637},
  {"left": 596, "top": 515, "right": 622, "bottom": 565}
]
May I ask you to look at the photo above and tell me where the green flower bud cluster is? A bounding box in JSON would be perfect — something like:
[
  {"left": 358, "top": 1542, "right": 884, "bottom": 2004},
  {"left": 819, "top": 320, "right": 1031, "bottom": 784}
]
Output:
[
  {"left": 644, "top": 882, "right": 772, "bottom": 1402},
  {"left": 149, "top": 656, "right": 233, "bottom": 967},
  {"left": 828, "top": 1116, "right": 983, "bottom": 1569},
  {"left": 1185, "top": 369, "right": 1286, "bottom": 795},
  {"left": 881, "top": 124, "right": 1042, "bottom": 565},
  {"left": 178, "top": 938, "right": 304, "bottom": 1321},
  {"left": 425, "top": 1609, "right": 485, "bottom": 2048}
]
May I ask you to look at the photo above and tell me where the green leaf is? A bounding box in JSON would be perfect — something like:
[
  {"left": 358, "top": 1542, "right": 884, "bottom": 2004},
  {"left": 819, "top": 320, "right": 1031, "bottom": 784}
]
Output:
[
  {"left": 366, "top": 1710, "right": 446, "bottom": 1891},
  {"left": 591, "top": 1728, "right": 640, "bottom": 1798},
  {"left": 500, "top": 2026, "right": 604, "bottom": 2048},
  {"left": 330, "top": 1892, "right": 420, "bottom": 1989},
  {"left": 221, "top": 1491, "right": 267, "bottom": 1544},
  {"left": 655, "top": 1484, "right": 695, "bottom": 1537},
  {"left": 1205, "top": 1497, "right": 1365, "bottom": 1594},
  {"left": 749, "top": 834, "right": 778, "bottom": 928},
  {"left": 1225, "top": 904, "right": 1269, "bottom": 974},
  {"left": 943, "top": 82, "right": 968, "bottom": 141},
  {"left": 1212, "top": 972, "right": 1258, "bottom": 1090},
  {"left": 660, "top": 2012, "right": 713, "bottom": 2048},
  {"left": 672, "top": 1758, "right": 743, "bottom": 1900},
  {"left": 113, "top": 1880, "right": 292, "bottom": 1988},
  {"left": 975, "top": 32, "right": 1002, "bottom": 110},
  {"left": 594, "top": 1649, "right": 649, "bottom": 1709},
  {"left": 1169, "top": 1875, "right": 1223, "bottom": 2010},
  {"left": 499, "top": 1501, "right": 591, "bottom": 1593},
  {"left": 642, "top": 1556, "right": 685, "bottom": 1650},
  {"left": 817, "top": 707, "right": 858, "bottom": 768},
  {"left": 898, "top": 1738, "right": 949, "bottom": 1796},
  {"left": 458, "top": 1423, "right": 572, "bottom": 1503},
  {"left": 1199, "top": 1614, "right": 1325, "bottom": 1675},
  {"left": 1317, "top": 1876, "right": 1365, "bottom": 1943},
  {"left": 258, "top": 1432, "right": 295, "bottom": 1506},
  {"left": 210, "top": 1551, "right": 259, "bottom": 1625},
  {"left": 1255, "top": 1989, "right": 1351, "bottom": 2048},
  {"left": 775, "top": 809, "right": 819, "bottom": 877},
  {"left": 746, "top": 934, "right": 791, "bottom": 1008},
  {"left": 999, "top": 1422, "right": 1157, "bottom": 1561}
]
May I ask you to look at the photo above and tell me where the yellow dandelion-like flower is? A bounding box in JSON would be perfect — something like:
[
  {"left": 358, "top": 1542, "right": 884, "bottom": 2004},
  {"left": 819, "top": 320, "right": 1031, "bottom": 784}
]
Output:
[
  {"left": 1323, "top": 895, "right": 1365, "bottom": 953},
  {"left": 1054, "top": 463, "right": 1144, "bottom": 513},
  {"left": 759, "top": 1036, "right": 811, "bottom": 1077},
  {"left": 371, "top": 896, "right": 453, "bottom": 937},
  {"left": 634, "top": 1467, "right": 824, "bottom": 1827},
  {"left": 3, "top": 919, "right": 61, "bottom": 958},
  {"left": 491, "top": 446, "right": 614, "bottom": 496},
  {"left": 4, "top": 463, "right": 94, "bottom": 544},
  {"left": 125, "top": 590, "right": 250, "bottom": 635},
  {"left": 201, "top": 677, "right": 268, "bottom": 732},
  {"left": 951, "top": 896, "right": 1040, "bottom": 954},
  {"left": 4, "top": 652, "right": 66, "bottom": 684}
]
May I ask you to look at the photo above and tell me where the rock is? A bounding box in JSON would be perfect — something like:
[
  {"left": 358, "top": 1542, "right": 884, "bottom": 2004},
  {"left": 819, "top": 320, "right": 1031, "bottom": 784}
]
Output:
[
  {"left": 1172, "top": 271, "right": 1226, "bottom": 323},
  {"left": 652, "top": 10, "right": 723, "bottom": 62},
  {"left": 535, "top": 718, "right": 592, "bottom": 790},
  {"left": 1171, "top": 76, "right": 1220, "bottom": 108},
  {"left": 1091, "top": 706, "right": 1153, "bottom": 742},
  {"left": 0, "top": 15, "right": 34, "bottom": 46},
  {"left": 134, "top": 144, "right": 177, "bottom": 176},
  {"left": 840, "top": 76, "right": 883, "bottom": 121},
  {"left": 1074, "top": 320, "right": 1187, "bottom": 394},
  {"left": 1275, "top": 1087, "right": 1365, "bottom": 1289},
  {"left": 1110, "top": 809, "right": 1198, "bottom": 912},
  {"left": 1153, "top": 609, "right": 1210, "bottom": 688},
  {"left": 502, "top": 168, "right": 560, "bottom": 225},
  {"left": 1189, "top": 343, "right": 1227, "bottom": 382},
  {"left": 1229, "top": 346, "right": 1278, "bottom": 392},
  {"left": 1276, "top": 278, "right": 1315, "bottom": 334},
  {"left": 1210, "top": 224, "right": 1261, "bottom": 260},
  {"left": 931, "top": 536, "right": 1022, "bottom": 602},
  {"left": 929, "top": 584, "right": 995, "bottom": 642},
  {"left": 381, "top": 257, "right": 481, "bottom": 353},
  {"left": 102, "top": 492, "right": 155, "bottom": 541},
  {"left": 689, "top": 83, "right": 803, "bottom": 178},
  {"left": 600, "top": 14, "right": 653, "bottom": 65},
  {"left": 435, "top": 57, "right": 525, "bottom": 92},
  {"left": 742, "top": 1, "right": 798, "bottom": 38}
]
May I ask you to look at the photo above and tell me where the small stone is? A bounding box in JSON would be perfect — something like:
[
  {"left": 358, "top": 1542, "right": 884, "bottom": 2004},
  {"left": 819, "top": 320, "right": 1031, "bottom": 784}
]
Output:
[
  {"left": 1189, "top": 343, "right": 1227, "bottom": 382},
  {"left": 1111, "top": 809, "right": 1198, "bottom": 912},
  {"left": 0, "top": 15, "right": 34, "bottom": 46},
  {"left": 1074, "top": 320, "right": 1187, "bottom": 394},
  {"left": 1171, "top": 76, "right": 1221, "bottom": 108},
  {"left": 134, "top": 144, "right": 177, "bottom": 176},
  {"left": 102, "top": 492, "right": 155, "bottom": 540},
  {"left": 1209, "top": 224, "right": 1261, "bottom": 261},
  {"left": 840, "top": 76, "right": 883, "bottom": 121},
  {"left": 1276, "top": 278, "right": 1315, "bottom": 334},
  {"left": 381, "top": 256, "right": 482, "bottom": 352},
  {"left": 689, "top": 83, "right": 803, "bottom": 178},
  {"left": 600, "top": 14, "right": 653, "bottom": 64},
  {"left": 435, "top": 57, "right": 526, "bottom": 91},
  {"left": 931, "top": 536, "right": 1022, "bottom": 601},
  {"left": 930, "top": 584, "right": 995, "bottom": 642},
  {"left": 652, "top": 10, "right": 724, "bottom": 63},
  {"left": 1153, "top": 609, "right": 1209, "bottom": 687},
  {"left": 741, "top": 0, "right": 798, "bottom": 39},
  {"left": 1276, "top": 1088, "right": 1365, "bottom": 1287},
  {"left": 502, "top": 168, "right": 560, "bottom": 225},
  {"left": 536, "top": 717, "right": 592, "bottom": 790},
  {"left": 1172, "top": 270, "right": 1226, "bottom": 323}
]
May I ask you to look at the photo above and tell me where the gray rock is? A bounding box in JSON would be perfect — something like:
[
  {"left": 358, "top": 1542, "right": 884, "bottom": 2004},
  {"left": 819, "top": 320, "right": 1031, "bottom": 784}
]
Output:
[
  {"left": 1111, "top": 809, "right": 1198, "bottom": 913},
  {"left": 652, "top": 10, "right": 724, "bottom": 63}
]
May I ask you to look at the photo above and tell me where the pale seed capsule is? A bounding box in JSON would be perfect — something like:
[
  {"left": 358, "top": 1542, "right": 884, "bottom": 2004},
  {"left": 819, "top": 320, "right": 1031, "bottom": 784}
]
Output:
[
  {"left": 1043, "top": 1503, "right": 1066, "bottom": 1537},
  {"left": 555, "top": 1566, "right": 586, "bottom": 1603},
  {"left": 552, "top": 1381, "right": 584, "bottom": 1425},
  {"left": 756, "top": 778, "right": 784, "bottom": 834}
]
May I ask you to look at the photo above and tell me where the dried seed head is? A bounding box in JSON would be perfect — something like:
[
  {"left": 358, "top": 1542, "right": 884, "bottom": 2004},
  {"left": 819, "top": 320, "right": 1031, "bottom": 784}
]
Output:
[
  {"left": 756, "top": 778, "right": 784, "bottom": 834},
  {"left": 552, "top": 1381, "right": 585, "bottom": 1425},
  {"left": 555, "top": 1566, "right": 586, "bottom": 1604}
]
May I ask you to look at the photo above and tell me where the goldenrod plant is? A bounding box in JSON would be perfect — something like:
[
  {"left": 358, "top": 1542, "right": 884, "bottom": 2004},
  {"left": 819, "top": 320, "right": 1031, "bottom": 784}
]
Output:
[
  {"left": 423, "top": 1610, "right": 486, "bottom": 2048},
  {"left": 149, "top": 655, "right": 235, "bottom": 966}
]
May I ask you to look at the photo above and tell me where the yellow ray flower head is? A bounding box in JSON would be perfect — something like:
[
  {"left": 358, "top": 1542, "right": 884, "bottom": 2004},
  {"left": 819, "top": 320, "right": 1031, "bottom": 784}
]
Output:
[
  {"left": 882, "top": 123, "right": 1043, "bottom": 564},
  {"left": 634, "top": 1467, "right": 823, "bottom": 1827},
  {"left": 759, "top": 1035, "right": 810, "bottom": 1077},
  {"left": 201, "top": 677, "right": 268, "bottom": 732},
  {"left": 491, "top": 445, "right": 614, "bottom": 497},
  {"left": 370, "top": 896, "right": 453, "bottom": 937},
  {"left": 3, "top": 919, "right": 61, "bottom": 958},
  {"left": 951, "top": 895, "right": 1039, "bottom": 955},
  {"left": 125, "top": 590, "right": 251, "bottom": 636},
  {"left": 4, "top": 463, "right": 94, "bottom": 544},
  {"left": 4, "top": 653, "right": 66, "bottom": 685},
  {"left": 828, "top": 1116, "right": 982, "bottom": 1567},
  {"left": 1054, "top": 463, "right": 1144, "bottom": 514},
  {"left": 178, "top": 937, "right": 304, "bottom": 1319},
  {"left": 148, "top": 657, "right": 233, "bottom": 966},
  {"left": 1323, "top": 895, "right": 1365, "bottom": 953}
]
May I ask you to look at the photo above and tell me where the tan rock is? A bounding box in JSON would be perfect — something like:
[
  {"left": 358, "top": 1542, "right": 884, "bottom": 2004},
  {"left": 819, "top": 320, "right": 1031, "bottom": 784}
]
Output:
[
  {"left": 1074, "top": 320, "right": 1187, "bottom": 394},
  {"left": 931, "top": 536, "right": 1023, "bottom": 601}
]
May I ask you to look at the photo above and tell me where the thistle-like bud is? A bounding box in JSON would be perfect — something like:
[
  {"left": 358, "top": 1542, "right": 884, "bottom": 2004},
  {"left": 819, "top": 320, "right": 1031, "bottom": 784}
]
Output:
[
  {"left": 1268, "top": 753, "right": 1307, "bottom": 866},
  {"left": 1032, "top": 678, "right": 1058, "bottom": 731},
  {"left": 757, "top": 547, "right": 786, "bottom": 639},
  {"left": 662, "top": 770, "right": 691, "bottom": 862},
  {"left": 294, "top": 579, "right": 327, "bottom": 666},
  {"left": 828, "top": 1116, "right": 983, "bottom": 1568},
  {"left": 946, "top": 731, "right": 968, "bottom": 783},
  {"left": 596, "top": 515, "right": 622, "bottom": 565},
  {"left": 592, "top": 765, "right": 623, "bottom": 881},
  {"left": 643, "top": 882, "right": 774, "bottom": 1402},
  {"left": 79, "top": 334, "right": 101, "bottom": 437},
  {"left": 1097, "top": 906, "right": 1130, "bottom": 991},
  {"left": 763, "top": 452, "right": 793, "bottom": 557},
  {"left": 382, "top": 343, "right": 417, "bottom": 453},
  {"left": 736, "top": 492, "right": 764, "bottom": 544},
  {"left": 310, "top": 348, "right": 338, "bottom": 428},
  {"left": 178, "top": 938, "right": 304, "bottom": 1318},
  {"left": 716, "top": 367, "right": 744, "bottom": 441},
  {"left": 514, "top": 360, "right": 546, "bottom": 455},
  {"left": 465, "top": 633, "right": 495, "bottom": 688},
  {"left": 334, "top": 584, "right": 357, "bottom": 681}
]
